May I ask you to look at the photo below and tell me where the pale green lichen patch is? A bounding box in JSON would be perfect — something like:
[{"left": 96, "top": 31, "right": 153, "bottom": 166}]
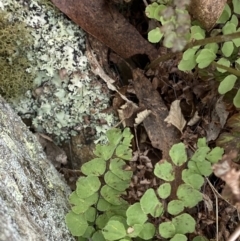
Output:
[{"left": 3, "top": 0, "right": 116, "bottom": 143}]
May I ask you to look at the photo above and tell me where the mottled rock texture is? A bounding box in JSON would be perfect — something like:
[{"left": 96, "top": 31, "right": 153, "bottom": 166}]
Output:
[{"left": 0, "top": 96, "right": 74, "bottom": 241}]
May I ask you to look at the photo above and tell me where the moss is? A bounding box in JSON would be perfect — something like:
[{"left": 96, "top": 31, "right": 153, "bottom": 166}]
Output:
[{"left": 0, "top": 12, "right": 35, "bottom": 99}]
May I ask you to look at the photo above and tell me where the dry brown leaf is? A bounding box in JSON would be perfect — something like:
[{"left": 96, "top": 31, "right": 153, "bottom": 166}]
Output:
[
  {"left": 204, "top": 97, "right": 229, "bottom": 142},
  {"left": 50, "top": 0, "right": 158, "bottom": 60},
  {"left": 164, "top": 100, "right": 186, "bottom": 133},
  {"left": 118, "top": 102, "right": 139, "bottom": 127},
  {"left": 215, "top": 97, "right": 229, "bottom": 128},
  {"left": 205, "top": 121, "right": 221, "bottom": 142},
  {"left": 202, "top": 193, "right": 213, "bottom": 212},
  {"left": 189, "top": 0, "right": 227, "bottom": 31},
  {"left": 212, "top": 151, "right": 240, "bottom": 206},
  {"left": 212, "top": 159, "right": 231, "bottom": 177}
]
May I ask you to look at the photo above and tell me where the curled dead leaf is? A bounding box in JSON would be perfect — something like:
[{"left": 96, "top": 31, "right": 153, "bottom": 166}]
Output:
[
  {"left": 118, "top": 102, "right": 139, "bottom": 127},
  {"left": 134, "top": 109, "right": 152, "bottom": 127},
  {"left": 187, "top": 111, "right": 200, "bottom": 126}
]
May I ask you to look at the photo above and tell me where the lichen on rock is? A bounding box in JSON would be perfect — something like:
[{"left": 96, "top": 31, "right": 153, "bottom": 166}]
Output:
[
  {"left": 2, "top": 0, "right": 116, "bottom": 143},
  {"left": 0, "top": 95, "right": 75, "bottom": 241}
]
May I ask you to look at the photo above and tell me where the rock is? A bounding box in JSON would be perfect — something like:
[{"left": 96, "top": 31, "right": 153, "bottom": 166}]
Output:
[{"left": 0, "top": 95, "right": 74, "bottom": 241}]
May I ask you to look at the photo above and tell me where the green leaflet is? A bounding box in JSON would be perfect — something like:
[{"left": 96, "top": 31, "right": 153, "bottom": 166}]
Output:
[
  {"left": 140, "top": 189, "right": 164, "bottom": 217},
  {"left": 66, "top": 127, "right": 222, "bottom": 241}
]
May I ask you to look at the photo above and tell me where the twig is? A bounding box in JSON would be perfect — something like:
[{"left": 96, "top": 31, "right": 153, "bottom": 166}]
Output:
[
  {"left": 187, "top": 32, "right": 240, "bottom": 49},
  {"left": 206, "top": 178, "right": 219, "bottom": 241},
  {"left": 212, "top": 62, "right": 240, "bottom": 77},
  {"left": 215, "top": 193, "right": 219, "bottom": 241},
  {"left": 228, "top": 225, "right": 240, "bottom": 241},
  {"left": 142, "top": 0, "right": 148, "bottom": 7},
  {"left": 86, "top": 40, "right": 133, "bottom": 104},
  {"left": 206, "top": 178, "right": 240, "bottom": 241},
  {"left": 206, "top": 178, "right": 235, "bottom": 210},
  {"left": 146, "top": 32, "right": 240, "bottom": 70}
]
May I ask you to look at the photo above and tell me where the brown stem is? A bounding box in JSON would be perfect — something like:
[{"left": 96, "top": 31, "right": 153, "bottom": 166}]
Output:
[
  {"left": 212, "top": 62, "right": 240, "bottom": 77},
  {"left": 187, "top": 31, "right": 240, "bottom": 48},
  {"left": 146, "top": 32, "right": 240, "bottom": 70}
]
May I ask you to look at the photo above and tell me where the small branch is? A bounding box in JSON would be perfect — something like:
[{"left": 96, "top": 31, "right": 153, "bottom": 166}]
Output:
[
  {"left": 212, "top": 62, "right": 240, "bottom": 77},
  {"left": 228, "top": 225, "right": 240, "bottom": 241},
  {"left": 187, "top": 32, "right": 240, "bottom": 49},
  {"left": 142, "top": 0, "right": 148, "bottom": 7},
  {"left": 145, "top": 52, "right": 180, "bottom": 70},
  {"left": 146, "top": 32, "right": 240, "bottom": 70}
]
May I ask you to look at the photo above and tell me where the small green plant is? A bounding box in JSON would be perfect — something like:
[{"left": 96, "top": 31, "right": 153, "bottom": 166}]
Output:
[
  {"left": 155, "top": 139, "right": 223, "bottom": 240},
  {"left": 65, "top": 128, "right": 133, "bottom": 240},
  {"left": 146, "top": 1, "right": 240, "bottom": 108},
  {"left": 179, "top": 1, "right": 240, "bottom": 108},
  {"left": 65, "top": 128, "right": 224, "bottom": 240}
]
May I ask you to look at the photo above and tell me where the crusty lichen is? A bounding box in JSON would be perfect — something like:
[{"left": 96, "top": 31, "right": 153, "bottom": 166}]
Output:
[
  {"left": 0, "top": 11, "right": 35, "bottom": 99},
  {"left": 0, "top": 95, "right": 75, "bottom": 241},
  {"left": 2, "top": 0, "right": 117, "bottom": 143}
]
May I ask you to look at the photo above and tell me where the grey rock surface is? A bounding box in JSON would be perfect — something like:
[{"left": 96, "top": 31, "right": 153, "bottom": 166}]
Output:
[{"left": 0, "top": 95, "right": 75, "bottom": 241}]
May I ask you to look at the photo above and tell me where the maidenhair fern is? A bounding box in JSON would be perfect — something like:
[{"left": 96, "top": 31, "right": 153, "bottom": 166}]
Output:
[
  {"left": 146, "top": 1, "right": 240, "bottom": 108},
  {"left": 65, "top": 128, "right": 224, "bottom": 241},
  {"left": 65, "top": 128, "right": 133, "bottom": 240},
  {"left": 177, "top": 1, "right": 240, "bottom": 94}
]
